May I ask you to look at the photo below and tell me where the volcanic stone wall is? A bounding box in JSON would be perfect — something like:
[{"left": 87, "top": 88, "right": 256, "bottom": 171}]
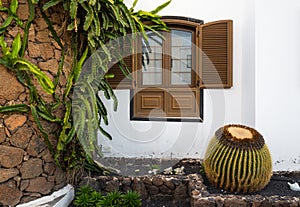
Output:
[{"left": 0, "top": 1, "right": 71, "bottom": 206}]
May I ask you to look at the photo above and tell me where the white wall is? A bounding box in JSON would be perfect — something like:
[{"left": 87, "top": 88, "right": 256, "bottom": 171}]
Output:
[
  {"left": 255, "top": 0, "right": 300, "bottom": 171},
  {"left": 99, "top": 0, "right": 256, "bottom": 161}
]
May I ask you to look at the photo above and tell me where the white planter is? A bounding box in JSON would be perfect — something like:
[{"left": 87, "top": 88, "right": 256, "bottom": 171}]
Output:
[{"left": 16, "top": 184, "right": 74, "bottom": 207}]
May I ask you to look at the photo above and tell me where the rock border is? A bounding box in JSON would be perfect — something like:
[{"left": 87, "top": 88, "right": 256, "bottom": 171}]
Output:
[{"left": 80, "top": 173, "right": 300, "bottom": 207}]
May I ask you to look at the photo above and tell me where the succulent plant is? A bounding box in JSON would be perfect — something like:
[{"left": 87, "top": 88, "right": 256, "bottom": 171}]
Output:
[{"left": 203, "top": 124, "right": 272, "bottom": 193}]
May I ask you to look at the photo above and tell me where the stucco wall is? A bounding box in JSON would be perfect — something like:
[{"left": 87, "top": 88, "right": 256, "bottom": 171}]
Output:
[
  {"left": 99, "top": 0, "right": 256, "bottom": 163},
  {"left": 255, "top": 0, "right": 300, "bottom": 171},
  {"left": 100, "top": 0, "right": 300, "bottom": 171}
]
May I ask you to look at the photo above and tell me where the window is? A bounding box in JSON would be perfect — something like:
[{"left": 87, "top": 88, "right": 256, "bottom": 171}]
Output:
[{"left": 107, "top": 17, "right": 233, "bottom": 122}]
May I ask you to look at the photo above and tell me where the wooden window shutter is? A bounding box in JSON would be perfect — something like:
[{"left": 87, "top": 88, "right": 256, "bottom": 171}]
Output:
[
  {"left": 106, "top": 40, "right": 136, "bottom": 89},
  {"left": 199, "top": 20, "right": 233, "bottom": 88},
  {"left": 106, "top": 56, "right": 133, "bottom": 89}
]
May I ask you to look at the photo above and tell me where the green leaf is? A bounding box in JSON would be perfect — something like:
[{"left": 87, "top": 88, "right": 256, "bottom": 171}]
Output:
[
  {"left": 42, "top": 0, "right": 63, "bottom": 10},
  {"left": 81, "top": 2, "right": 93, "bottom": 31},
  {"left": 58, "top": 102, "right": 72, "bottom": 147},
  {"left": 150, "top": 0, "right": 171, "bottom": 14},
  {"left": 20, "top": 0, "right": 34, "bottom": 57},
  {"left": 109, "top": 3, "right": 120, "bottom": 22},
  {"left": 30, "top": 105, "right": 55, "bottom": 156},
  {"left": 99, "top": 125, "right": 112, "bottom": 140},
  {"left": 102, "top": 12, "right": 109, "bottom": 30},
  {"left": 144, "top": 24, "right": 165, "bottom": 39},
  {"left": 117, "top": 60, "right": 132, "bottom": 80},
  {"left": 130, "top": 0, "right": 138, "bottom": 12},
  {"left": 0, "top": 15, "right": 13, "bottom": 32},
  {"left": 11, "top": 33, "right": 21, "bottom": 59},
  {"left": 0, "top": 104, "right": 29, "bottom": 113},
  {"left": 119, "top": 3, "right": 136, "bottom": 34},
  {"left": 74, "top": 47, "right": 88, "bottom": 82},
  {"left": 37, "top": 110, "right": 61, "bottom": 122},
  {"left": 10, "top": 0, "right": 18, "bottom": 14},
  {"left": 89, "top": 0, "right": 96, "bottom": 6},
  {"left": 67, "top": 21, "right": 75, "bottom": 31},
  {"left": 101, "top": 79, "right": 118, "bottom": 111},
  {"left": 0, "top": 35, "right": 10, "bottom": 56},
  {"left": 70, "top": 0, "right": 78, "bottom": 19},
  {"left": 63, "top": 75, "right": 73, "bottom": 101},
  {"left": 93, "top": 10, "right": 100, "bottom": 36},
  {"left": 73, "top": 105, "right": 85, "bottom": 143},
  {"left": 0, "top": 7, "right": 9, "bottom": 12},
  {"left": 13, "top": 58, "right": 55, "bottom": 94},
  {"left": 65, "top": 126, "right": 76, "bottom": 144},
  {"left": 99, "top": 42, "right": 111, "bottom": 62},
  {"left": 96, "top": 95, "right": 107, "bottom": 116}
]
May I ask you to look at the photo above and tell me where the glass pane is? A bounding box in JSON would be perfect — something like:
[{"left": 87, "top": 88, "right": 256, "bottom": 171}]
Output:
[
  {"left": 142, "top": 32, "right": 163, "bottom": 85},
  {"left": 171, "top": 30, "right": 192, "bottom": 85}
]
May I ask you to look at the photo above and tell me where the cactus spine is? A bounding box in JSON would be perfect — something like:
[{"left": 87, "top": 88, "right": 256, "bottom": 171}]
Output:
[{"left": 204, "top": 124, "right": 272, "bottom": 193}]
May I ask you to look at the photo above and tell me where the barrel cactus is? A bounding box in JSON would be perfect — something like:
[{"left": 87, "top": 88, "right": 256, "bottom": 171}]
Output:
[{"left": 203, "top": 124, "right": 272, "bottom": 193}]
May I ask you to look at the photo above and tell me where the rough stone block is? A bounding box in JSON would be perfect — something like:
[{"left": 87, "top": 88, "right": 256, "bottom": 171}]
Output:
[
  {"left": 146, "top": 184, "right": 159, "bottom": 195},
  {"left": 152, "top": 176, "right": 164, "bottom": 186},
  {"left": 0, "top": 127, "right": 6, "bottom": 143},
  {"left": 0, "top": 145, "right": 24, "bottom": 168},
  {"left": 132, "top": 177, "right": 148, "bottom": 199},
  {"left": 27, "top": 135, "right": 47, "bottom": 157},
  {"left": 17, "top": 3, "right": 29, "bottom": 20},
  {"left": 20, "top": 158, "right": 43, "bottom": 179},
  {"left": 10, "top": 125, "right": 33, "bottom": 149},
  {"left": 4, "top": 114, "right": 27, "bottom": 132},
  {"left": 26, "top": 177, "right": 54, "bottom": 195},
  {"left": 192, "top": 198, "right": 215, "bottom": 207},
  {"left": 159, "top": 185, "right": 173, "bottom": 194},
  {"left": 28, "top": 42, "right": 54, "bottom": 60},
  {"left": 38, "top": 59, "right": 59, "bottom": 75},
  {"left": 0, "top": 180, "right": 22, "bottom": 206},
  {"left": 174, "top": 183, "right": 188, "bottom": 200},
  {"left": 105, "top": 179, "right": 120, "bottom": 192},
  {"left": 224, "top": 197, "right": 248, "bottom": 207},
  {"left": 0, "top": 168, "right": 19, "bottom": 183},
  {"left": 164, "top": 178, "right": 175, "bottom": 190}
]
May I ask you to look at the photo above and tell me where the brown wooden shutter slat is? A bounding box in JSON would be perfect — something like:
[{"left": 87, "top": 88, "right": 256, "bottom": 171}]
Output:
[
  {"left": 106, "top": 40, "right": 136, "bottom": 89},
  {"left": 107, "top": 55, "right": 133, "bottom": 89},
  {"left": 199, "top": 20, "right": 233, "bottom": 88}
]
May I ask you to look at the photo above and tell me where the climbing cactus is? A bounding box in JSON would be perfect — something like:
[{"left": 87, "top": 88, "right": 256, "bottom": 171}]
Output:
[{"left": 203, "top": 124, "right": 272, "bottom": 193}]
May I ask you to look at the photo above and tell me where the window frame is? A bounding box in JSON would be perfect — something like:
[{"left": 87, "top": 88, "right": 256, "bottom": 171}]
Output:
[
  {"left": 130, "top": 17, "right": 204, "bottom": 122},
  {"left": 106, "top": 16, "right": 233, "bottom": 122}
]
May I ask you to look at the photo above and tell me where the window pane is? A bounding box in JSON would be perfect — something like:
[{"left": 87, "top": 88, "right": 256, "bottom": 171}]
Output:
[
  {"left": 142, "top": 33, "right": 163, "bottom": 85},
  {"left": 171, "top": 30, "right": 192, "bottom": 85}
]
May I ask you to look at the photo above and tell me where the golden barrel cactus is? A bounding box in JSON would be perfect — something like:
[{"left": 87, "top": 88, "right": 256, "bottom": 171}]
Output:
[{"left": 203, "top": 124, "right": 272, "bottom": 193}]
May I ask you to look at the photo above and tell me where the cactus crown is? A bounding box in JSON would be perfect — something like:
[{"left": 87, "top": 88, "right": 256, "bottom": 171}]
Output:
[{"left": 216, "top": 124, "right": 265, "bottom": 150}]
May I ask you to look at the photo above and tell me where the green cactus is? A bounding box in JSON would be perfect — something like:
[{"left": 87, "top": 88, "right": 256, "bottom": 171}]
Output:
[{"left": 203, "top": 124, "right": 272, "bottom": 193}]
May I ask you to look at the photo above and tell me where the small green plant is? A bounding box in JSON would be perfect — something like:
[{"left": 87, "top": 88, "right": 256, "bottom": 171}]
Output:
[
  {"left": 121, "top": 191, "right": 142, "bottom": 207},
  {"left": 97, "top": 191, "right": 122, "bottom": 207},
  {"left": 73, "top": 186, "right": 142, "bottom": 207},
  {"left": 73, "top": 186, "right": 101, "bottom": 207}
]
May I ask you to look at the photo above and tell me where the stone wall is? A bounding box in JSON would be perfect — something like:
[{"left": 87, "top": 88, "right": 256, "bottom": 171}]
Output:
[
  {"left": 79, "top": 174, "right": 197, "bottom": 206},
  {"left": 80, "top": 173, "right": 300, "bottom": 207},
  {"left": 0, "top": 1, "right": 71, "bottom": 206}
]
